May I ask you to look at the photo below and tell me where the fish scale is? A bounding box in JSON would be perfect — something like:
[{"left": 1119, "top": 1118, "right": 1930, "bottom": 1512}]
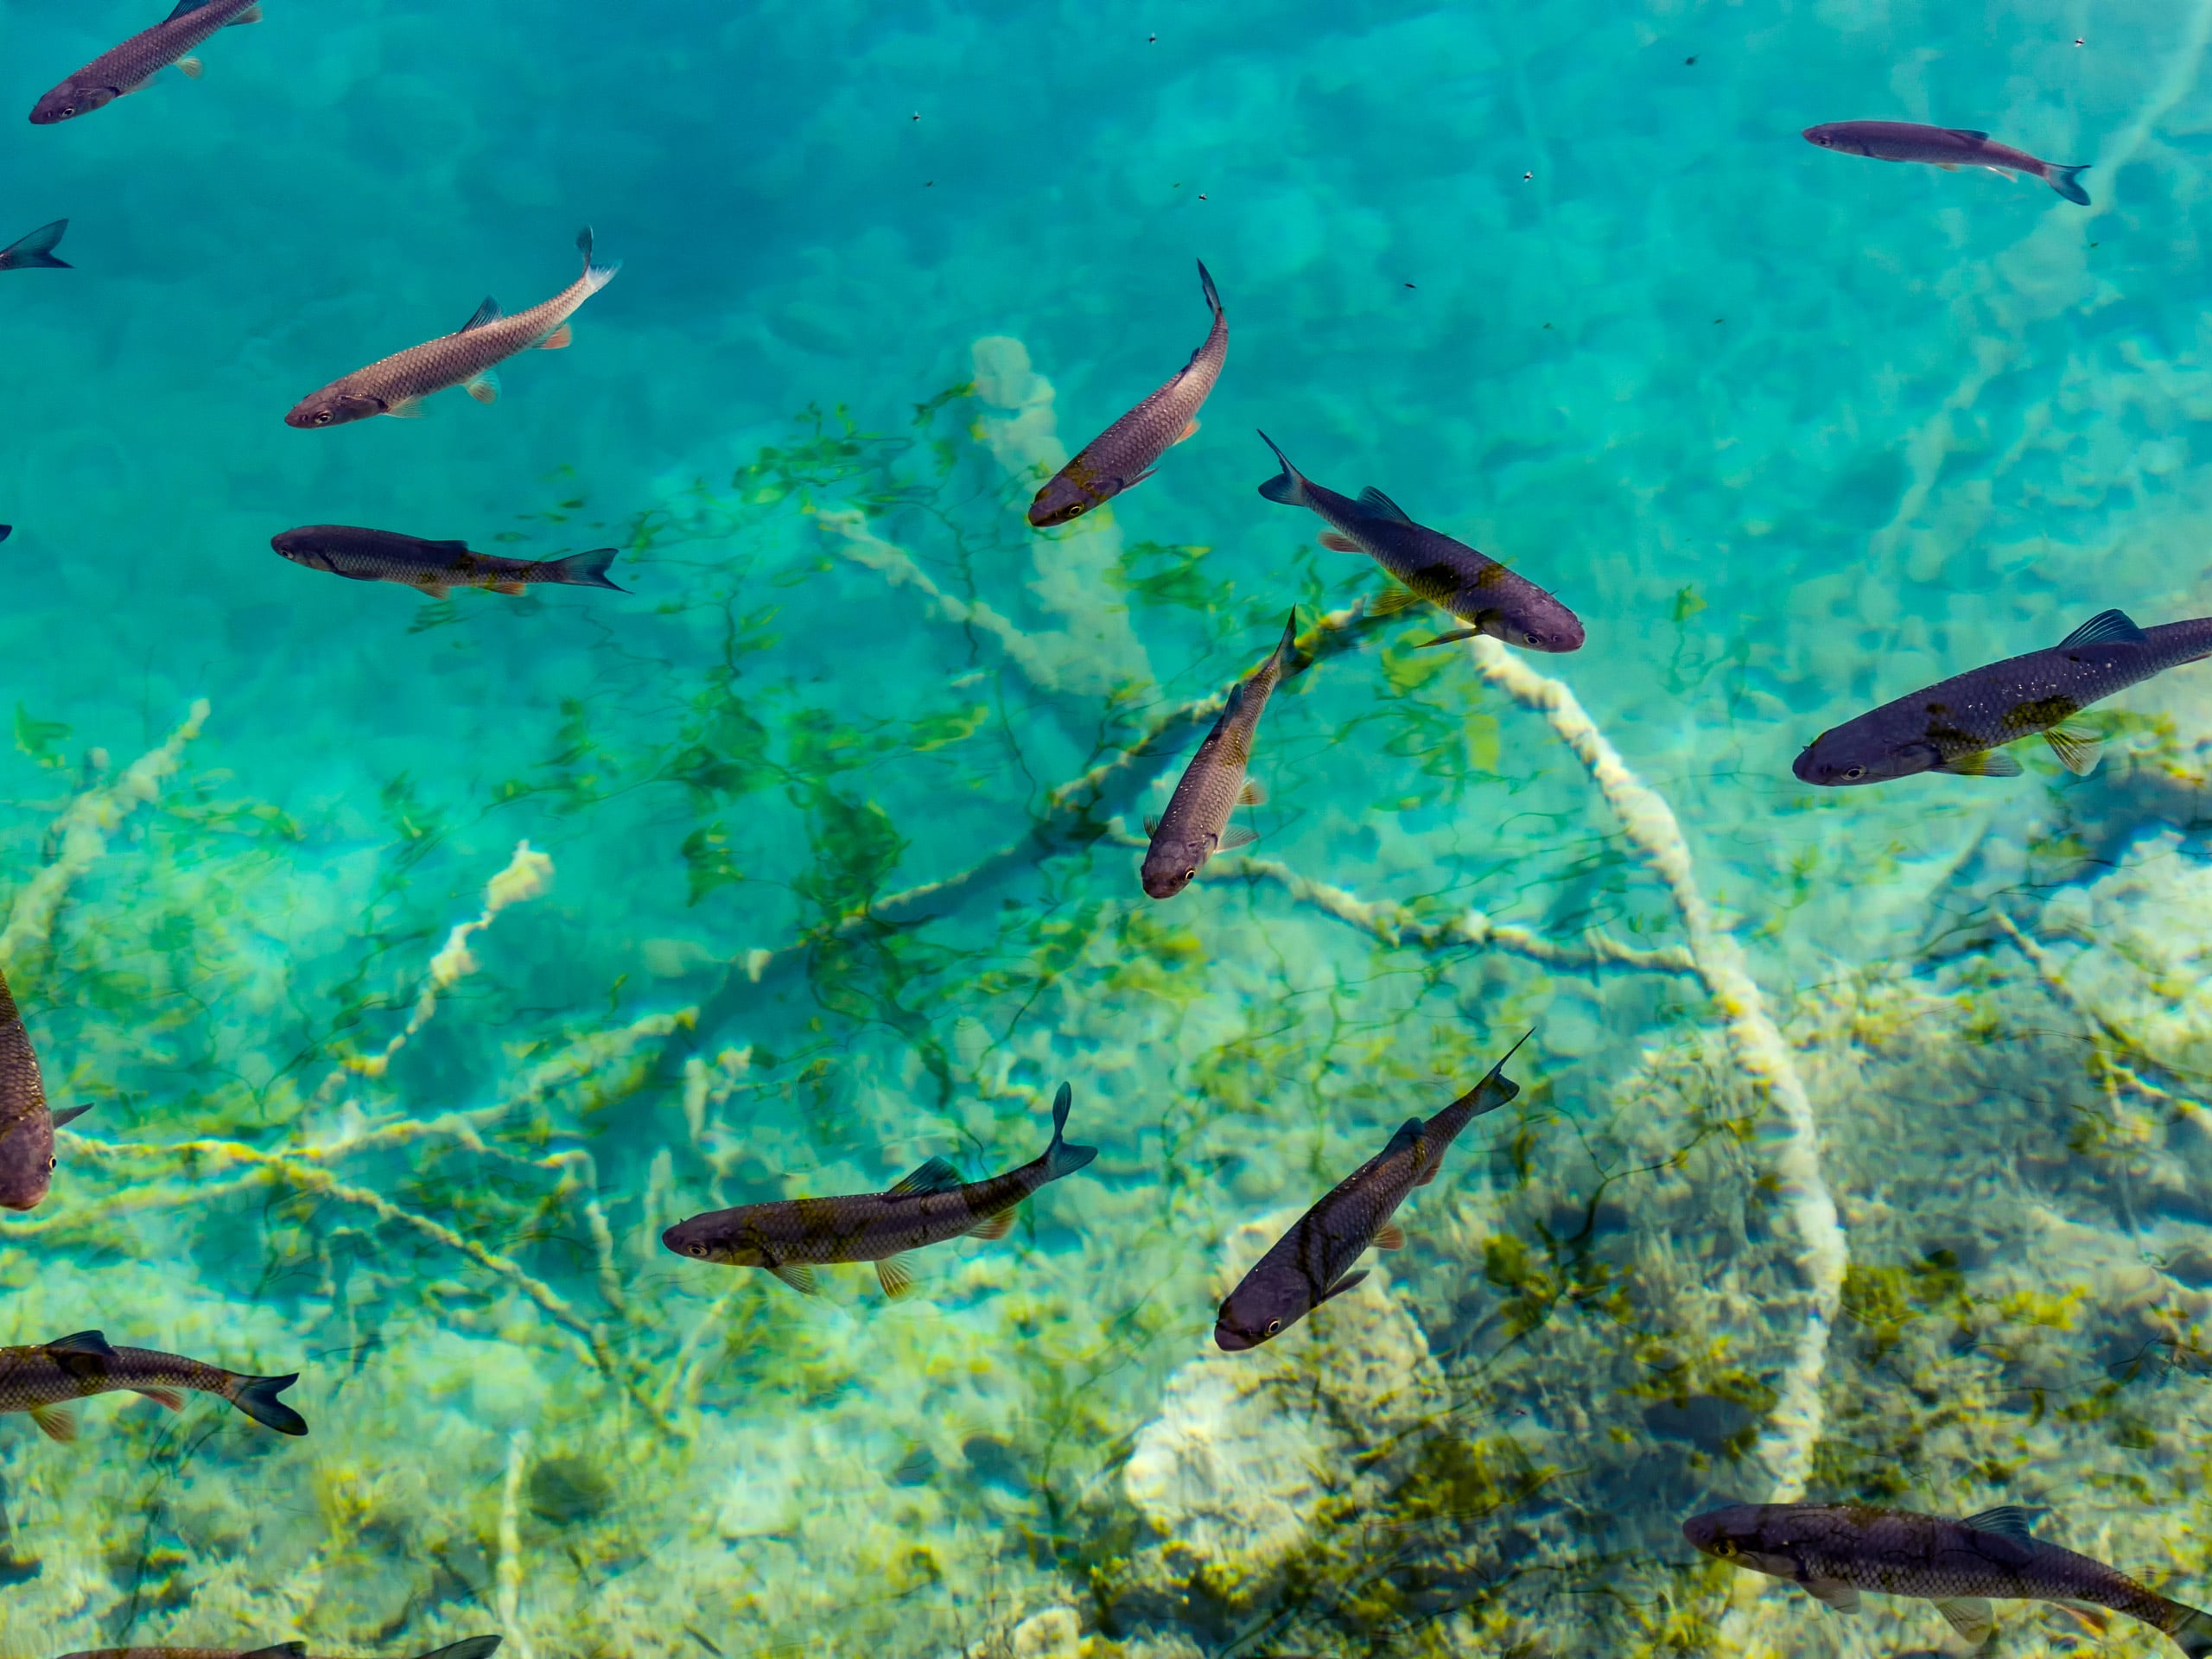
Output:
[
  {"left": 30, "top": 0, "right": 264, "bottom": 124},
  {"left": 1142, "top": 613, "right": 1300, "bottom": 899}
]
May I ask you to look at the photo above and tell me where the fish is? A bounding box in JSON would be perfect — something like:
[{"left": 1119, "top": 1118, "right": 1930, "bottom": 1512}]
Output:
[
  {"left": 0, "top": 528, "right": 10, "bottom": 544},
  {"left": 0, "top": 965, "right": 92, "bottom": 1211},
  {"left": 1255, "top": 433, "right": 1584, "bottom": 652},
  {"left": 1214, "top": 1033, "right": 1528, "bottom": 1351},
  {"left": 272, "top": 525, "right": 626, "bottom": 599},
  {"left": 1027, "top": 260, "right": 1226, "bottom": 526},
  {"left": 1793, "top": 608, "right": 2212, "bottom": 785},
  {"left": 661, "top": 1083, "right": 1097, "bottom": 1298},
  {"left": 30, "top": 0, "right": 264, "bottom": 125},
  {"left": 61, "top": 1642, "right": 501, "bottom": 1659},
  {"left": 285, "top": 228, "right": 620, "bottom": 428},
  {"left": 0, "top": 221, "right": 69, "bottom": 270},
  {"left": 1802, "top": 121, "right": 2090, "bottom": 206},
  {"left": 0, "top": 1329, "right": 306, "bottom": 1440},
  {"left": 1142, "top": 611, "right": 1300, "bottom": 899},
  {"left": 1683, "top": 1501, "right": 2212, "bottom": 1654}
]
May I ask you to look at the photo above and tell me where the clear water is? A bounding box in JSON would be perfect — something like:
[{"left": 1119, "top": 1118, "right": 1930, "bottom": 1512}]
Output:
[{"left": 2, "top": 0, "right": 2209, "bottom": 1653}]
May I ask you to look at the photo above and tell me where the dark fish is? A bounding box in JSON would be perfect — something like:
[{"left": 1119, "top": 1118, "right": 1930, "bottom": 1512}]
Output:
[
  {"left": 30, "top": 0, "right": 264, "bottom": 124},
  {"left": 1142, "top": 612, "right": 1300, "bottom": 899},
  {"left": 662, "top": 1084, "right": 1097, "bottom": 1298},
  {"left": 1803, "top": 121, "right": 2090, "bottom": 206},
  {"left": 1256, "top": 433, "right": 1583, "bottom": 652},
  {"left": 1215, "top": 1034, "right": 1528, "bottom": 1351},
  {"left": 1685, "top": 1502, "right": 2212, "bottom": 1653},
  {"left": 0, "top": 221, "right": 68, "bottom": 270},
  {"left": 0, "top": 528, "right": 10, "bottom": 544},
  {"left": 0, "top": 1330, "right": 305, "bottom": 1440},
  {"left": 286, "top": 229, "right": 620, "bottom": 427},
  {"left": 0, "top": 965, "right": 91, "bottom": 1211},
  {"left": 1027, "top": 260, "right": 1226, "bottom": 526},
  {"left": 61, "top": 1646, "right": 493, "bottom": 1659},
  {"left": 1794, "top": 608, "right": 2212, "bottom": 785},
  {"left": 272, "top": 524, "right": 626, "bottom": 598}
]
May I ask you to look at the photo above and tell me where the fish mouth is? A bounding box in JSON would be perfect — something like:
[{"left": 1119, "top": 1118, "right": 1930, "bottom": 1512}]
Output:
[{"left": 1212, "top": 1321, "right": 1256, "bottom": 1352}]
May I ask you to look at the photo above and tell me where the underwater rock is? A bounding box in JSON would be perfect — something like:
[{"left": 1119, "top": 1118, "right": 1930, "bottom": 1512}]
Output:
[
  {"left": 1008, "top": 1605, "right": 1080, "bottom": 1659},
  {"left": 527, "top": 1453, "right": 616, "bottom": 1524}
]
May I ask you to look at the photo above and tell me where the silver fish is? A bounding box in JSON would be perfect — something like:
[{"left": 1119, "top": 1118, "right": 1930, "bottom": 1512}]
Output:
[
  {"left": 286, "top": 229, "right": 620, "bottom": 427},
  {"left": 1027, "top": 261, "right": 1226, "bottom": 526},
  {"left": 0, "top": 221, "right": 68, "bottom": 270},
  {"left": 1794, "top": 608, "right": 2212, "bottom": 785},
  {"left": 63, "top": 1640, "right": 499, "bottom": 1659},
  {"left": 1685, "top": 1502, "right": 2212, "bottom": 1653},
  {"left": 1255, "top": 434, "right": 1583, "bottom": 652},
  {"left": 0, "top": 965, "right": 91, "bottom": 1211},
  {"left": 661, "top": 1084, "right": 1096, "bottom": 1298},
  {"left": 272, "top": 524, "right": 626, "bottom": 598},
  {"left": 0, "top": 1329, "right": 305, "bottom": 1440},
  {"left": 1214, "top": 1034, "right": 1527, "bottom": 1351},
  {"left": 30, "top": 0, "right": 264, "bottom": 125},
  {"left": 1804, "top": 121, "right": 2089, "bottom": 205},
  {"left": 1142, "top": 611, "right": 1299, "bottom": 900}
]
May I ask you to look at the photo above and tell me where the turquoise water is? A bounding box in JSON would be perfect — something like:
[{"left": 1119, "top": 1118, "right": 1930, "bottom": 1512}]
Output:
[{"left": 4, "top": 0, "right": 2212, "bottom": 1653}]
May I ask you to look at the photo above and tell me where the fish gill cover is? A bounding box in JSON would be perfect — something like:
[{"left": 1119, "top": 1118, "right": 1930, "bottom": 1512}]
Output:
[{"left": 3, "top": 0, "right": 2212, "bottom": 1656}]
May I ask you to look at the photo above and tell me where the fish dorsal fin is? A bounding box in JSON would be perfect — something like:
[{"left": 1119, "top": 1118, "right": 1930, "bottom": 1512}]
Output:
[
  {"left": 428, "top": 540, "right": 472, "bottom": 553},
  {"left": 2043, "top": 722, "right": 2102, "bottom": 777},
  {"left": 238, "top": 1646, "right": 310, "bottom": 1659},
  {"left": 46, "top": 1330, "right": 114, "bottom": 1358},
  {"left": 51, "top": 1103, "right": 93, "bottom": 1128},
  {"left": 1948, "top": 128, "right": 1990, "bottom": 140},
  {"left": 1356, "top": 486, "right": 1416, "bottom": 525},
  {"left": 1934, "top": 1595, "right": 1994, "bottom": 1645},
  {"left": 1383, "top": 1117, "right": 1425, "bottom": 1155},
  {"left": 1934, "top": 748, "right": 2023, "bottom": 778},
  {"left": 885, "top": 1157, "right": 963, "bottom": 1198},
  {"left": 1962, "top": 1504, "right": 2048, "bottom": 1544},
  {"left": 165, "top": 0, "right": 214, "bottom": 17},
  {"left": 2059, "top": 608, "right": 2147, "bottom": 648},
  {"left": 461, "top": 296, "right": 502, "bottom": 333},
  {"left": 1802, "top": 1580, "right": 1860, "bottom": 1614}
]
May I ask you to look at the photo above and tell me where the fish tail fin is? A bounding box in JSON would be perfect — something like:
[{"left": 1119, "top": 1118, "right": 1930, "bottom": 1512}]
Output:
[
  {"left": 548, "top": 547, "right": 626, "bottom": 591},
  {"left": 576, "top": 225, "right": 621, "bottom": 294},
  {"left": 410, "top": 1641, "right": 502, "bottom": 1659},
  {"left": 230, "top": 1371, "right": 308, "bottom": 1436},
  {"left": 1255, "top": 430, "right": 1308, "bottom": 505},
  {"left": 1268, "top": 607, "right": 1305, "bottom": 680},
  {"left": 1196, "top": 257, "right": 1223, "bottom": 320},
  {"left": 0, "top": 219, "right": 69, "bottom": 270},
  {"left": 2046, "top": 162, "right": 2091, "bottom": 206},
  {"left": 2170, "top": 1605, "right": 2212, "bottom": 1657},
  {"left": 1042, "top": 1082, "right": 1097, "bottom": 1179}
]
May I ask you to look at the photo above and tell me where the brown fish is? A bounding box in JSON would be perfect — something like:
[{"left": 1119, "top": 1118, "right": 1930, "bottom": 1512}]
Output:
[
  {"left": 1215, "top": 1034, "right": 1527, "bottom": 1351},
  {"left": 661, "top": 1084, "right": 1096, "bottom": 1297},
  {"left": 62, "top": 1643, "right": 499, "bottom": 1659},
  {"left": 1685, "top": 1501, "right": 2212, "bottom": 1653},
  {"left": 0, "top": 965, "right": 91, "bottom": 1211},
  {"left": 0, "top": 1330, "right": 306, "bottom": 1440},
  {"left": 1027, "top": 260, "right": 1225, "bottom": 526},
  {"left": 286, "top": 229, "right": 619, "bottom": 427},
  {"left": 30, "top": 0, "right": 264, "bottom": 125},
  {"left": 271, "top": 524, "right": 625, "bottom": 598},
  {"left": 1803, "top": 121, "right": 2089, "bottom": 205}
]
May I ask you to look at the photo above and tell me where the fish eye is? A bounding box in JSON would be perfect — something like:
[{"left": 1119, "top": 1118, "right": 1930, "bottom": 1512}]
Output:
[
  {"left": 1841, "top": 766, "right": 1865, "bottom": 781},
  {"left": 46, "top": 1158, "right": 54, "bottom": 1171},
  {"left": 313, "top": 411, "right": 332, "bottom": 426},
  {"left": 688, "top": 1244, "right": 707, "bottom": 1257},
  {"left": 1265, "top": 1319, "right": 1281, "bottom": 1335},
  {"left": 1066, "top": 503, "right": 1086, "bottom": 517},
  {"left": 1181, "top": 868, "right": 1197, "bottom": 882}
]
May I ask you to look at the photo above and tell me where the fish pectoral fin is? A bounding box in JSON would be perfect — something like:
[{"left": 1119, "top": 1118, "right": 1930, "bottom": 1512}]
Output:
[
  {"left": 1236, "top": 779, "right": 1267, "bottom": 806},
  {"left": 1355, "top": 486, "right": 1416, "bottom": 525},
  {"left": 1933, "top": 1595, "right": 1994, "bottom": 1646},
  {"left": 229, "top": 3, "right": 265, "bottom": 21},
  {"left": 1934, "top": 748, "right": 2023, "bottom": 778},
  {"left": 1948, "top": 128, "right": 1990, "bottom": 140},
  {"left": 51, "top": 1104, "right": 93, "bottom": 1128},
  {"left": 176, "top": 55, "right": 206, "bottom": 78},
  {"left": 1319, "top": 531, "right": 1364, "bottom": 553},
  {"left": 967, "top": 1207, "right": 1017, "bottom": 1241},
  {"left": 766, "top": 1262, "right": 819, "bottom": 1295},
  {"left": 238, "top": 1646, "right": 309, "bottom": 1659},
  {"left": 2043, "top": 722, "right": 2102, "bottom": 776},
  {"left": 1370, "top": 586, "right": 1426, "bottom": 617},
  {"left": 1119, "top": 467, "right": 1160, "bottom": 491},
  {"left": 875, "top": 1254, "right": 918, "bottom": 1300},
  {"left": 1934, "top": 162, "right": 1959, "bottom": 171},
  {"left": 1986, "top": 166, "right": 2016, "bottom": 178},
  {"left": 1800, "top": 1580, "right": 1860, "bottom": 1615},
  {"left": 1173, "top": 417, "right": 1199, "bottom": 445},
  {"left": 27, "top": 1403, "right": 77, "bottom": 1443},
  {"left": 1217, "top": 825, "right": 1259, "bottom": 850},
  {"left": 493, "top": 581, "right": 528, "bottom": 596},
  {"left": 383, "top": 397, "right": 426, "bottom": 419},
  {"left": 466, "top": 368, "right": 501, "bottom": 404},
  {"left": 421, "top": 582, "right": 451, "bottom": 600},
  {"left": 1419, "top": 626, "right": 1484, "bottom": 648},
  {"left": 1141, "top": 814, "right": 1161, "bottom": 836},
  {"left": 1961, "top": 1504, "right": 2050, "bottom": 1544},
  {"left": 45, "top": 1331, "right": 115, "bottom": 1358},
  {"left": 461, "top": 296, "right": 503, "bottom": 333},
  {"left": 1373, "top": 1223, "right": 1406, "bottom": 1251},
  {"left": 1317, "top": 1269, "right": 1370, "bottom": 1306},
  {"left": 2060, "top": 607, "right": 2148, "bottom": 648},
  {"left": 885, "top": 1156, "right": 963, "bottom": 1198},
  {"left": 538, "top": 323, "right": 574, "bottom": 350},
  {"left": 132, "top": 1387, "right": 184, "bottom": 1411}
]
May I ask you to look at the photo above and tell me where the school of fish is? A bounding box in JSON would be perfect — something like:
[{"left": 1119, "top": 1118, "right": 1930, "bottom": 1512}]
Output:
[{"left": 0, "top": 3, "right": 2200, "bottom": 1653}]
